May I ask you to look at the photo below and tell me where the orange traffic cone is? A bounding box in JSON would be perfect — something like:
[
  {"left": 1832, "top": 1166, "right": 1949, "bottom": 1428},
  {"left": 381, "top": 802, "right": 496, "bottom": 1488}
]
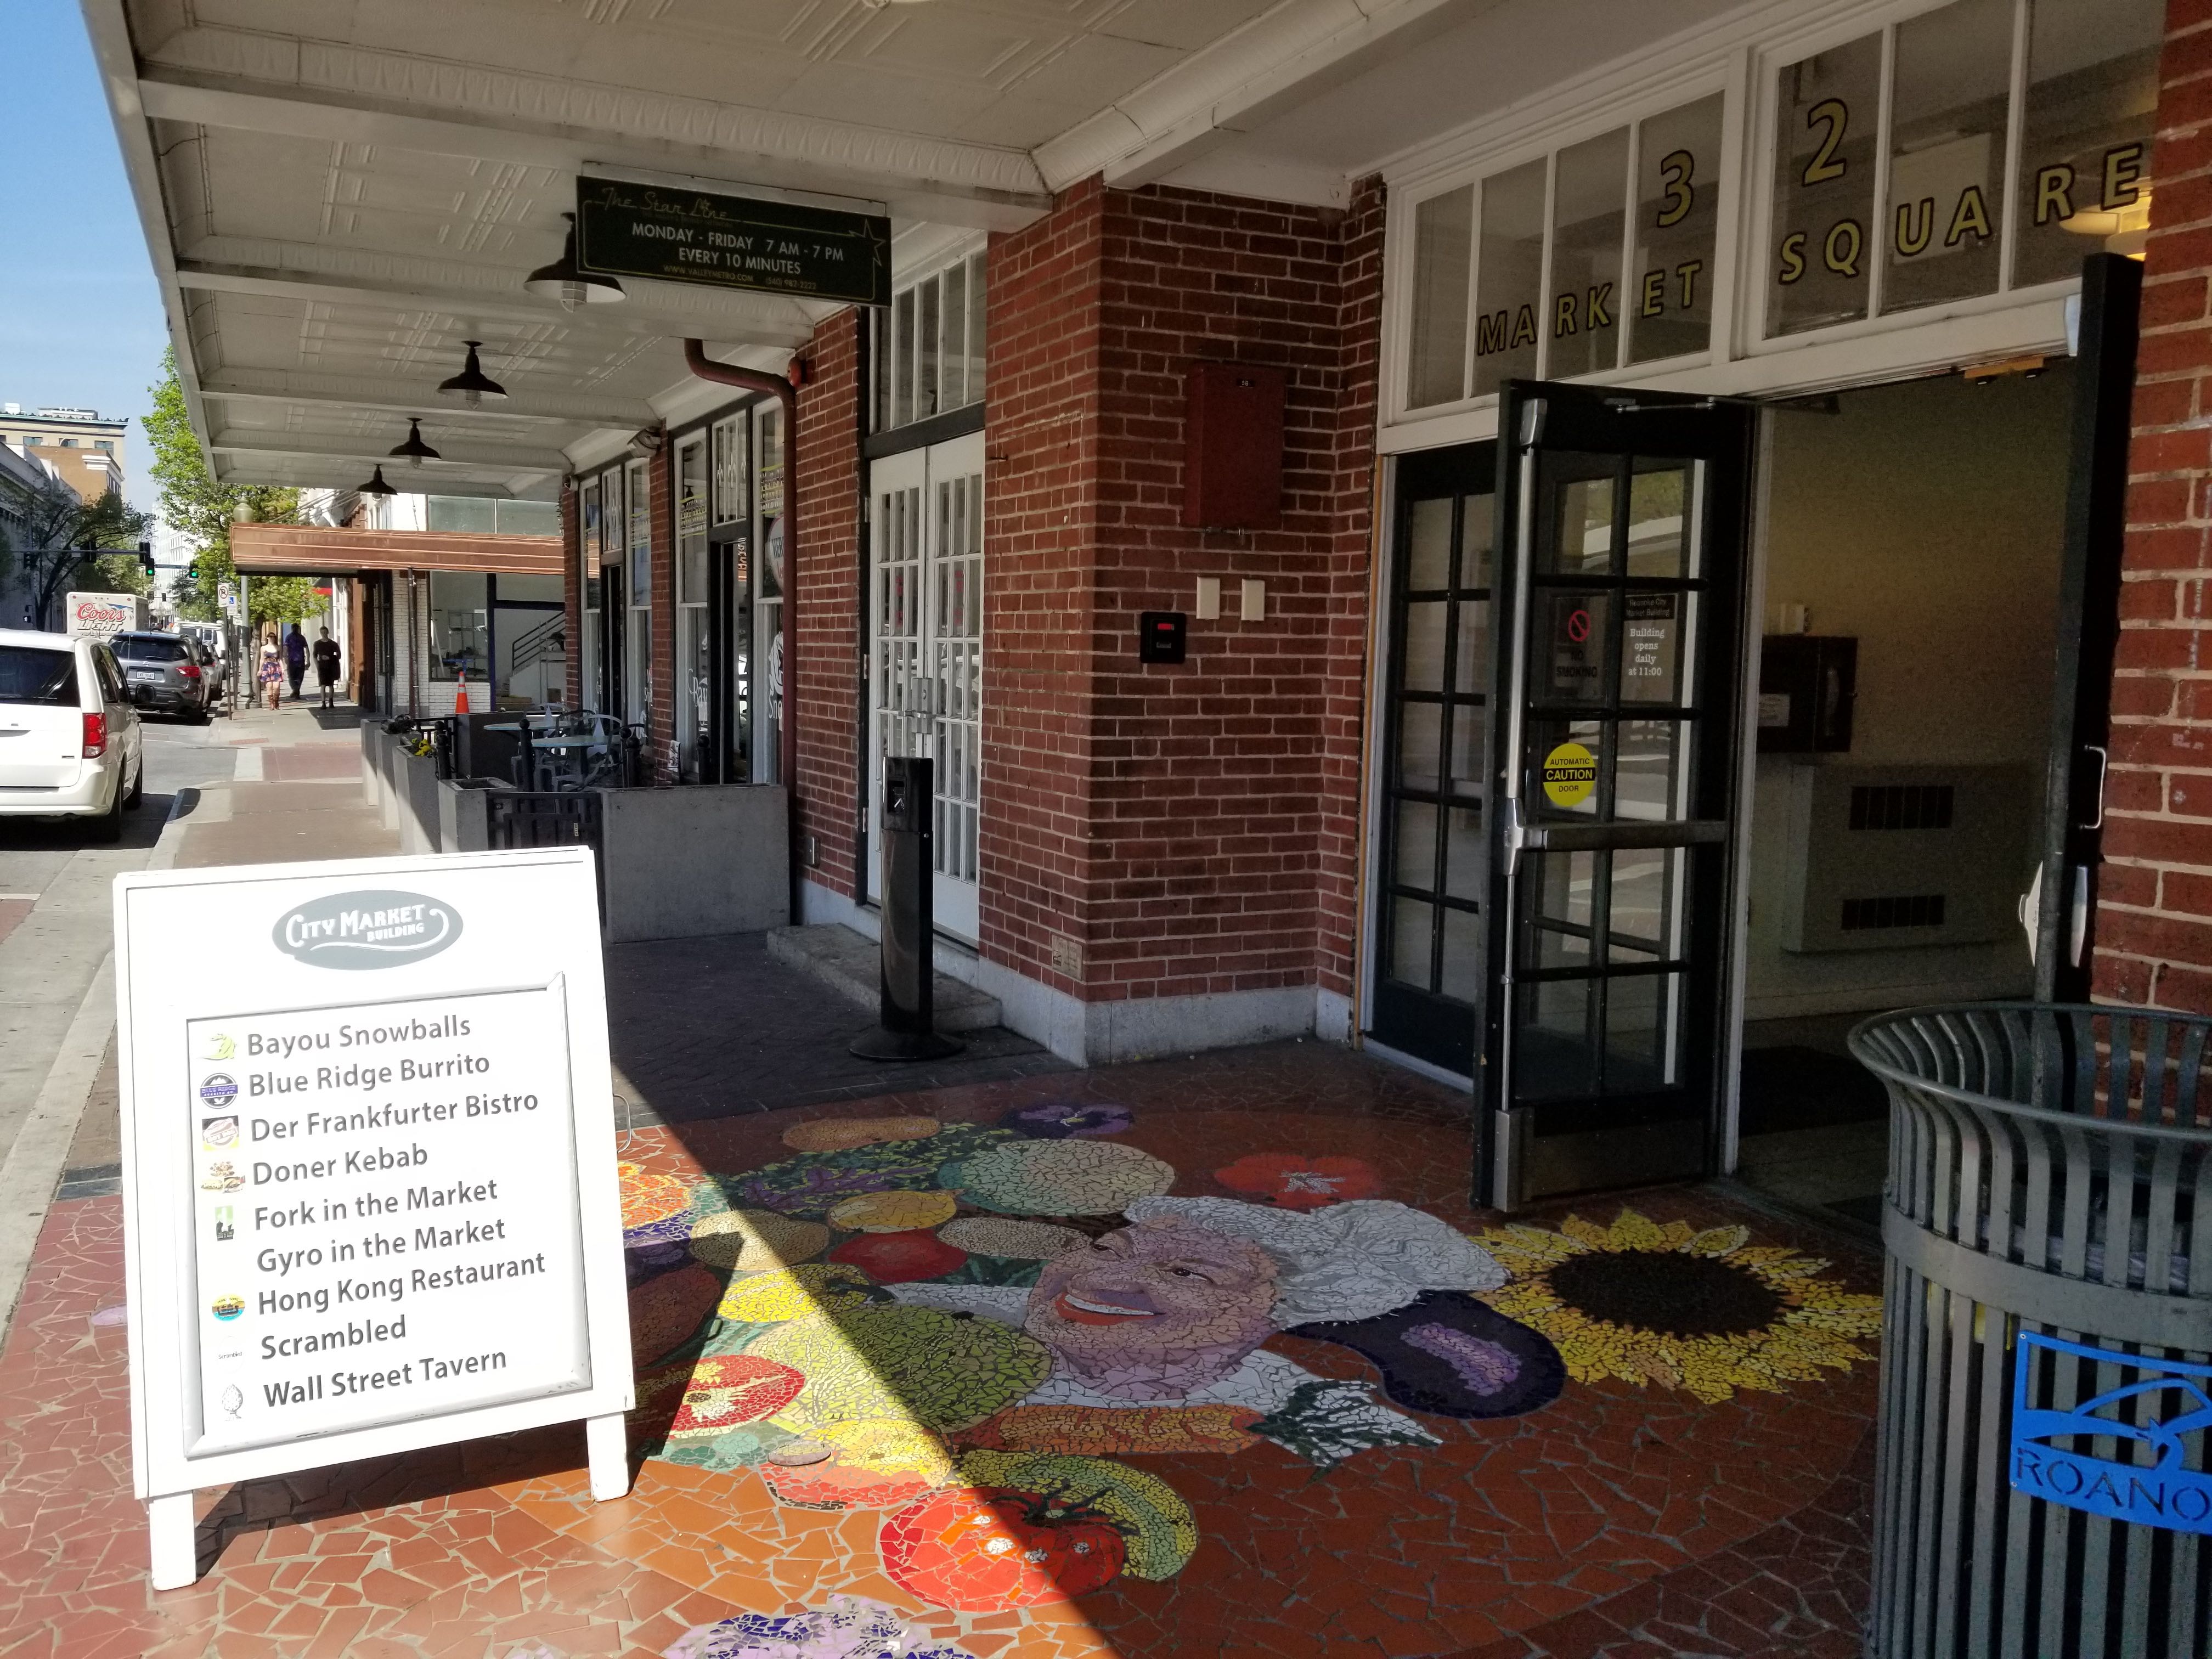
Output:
[{"left": 455, "top": 670, "right": 470, "bottom": 715}]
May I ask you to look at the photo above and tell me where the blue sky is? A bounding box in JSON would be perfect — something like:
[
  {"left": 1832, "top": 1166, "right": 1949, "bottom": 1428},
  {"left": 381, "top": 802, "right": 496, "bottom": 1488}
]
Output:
[{"left": 0, "top": 5, "right": 171, "bottom": 512}]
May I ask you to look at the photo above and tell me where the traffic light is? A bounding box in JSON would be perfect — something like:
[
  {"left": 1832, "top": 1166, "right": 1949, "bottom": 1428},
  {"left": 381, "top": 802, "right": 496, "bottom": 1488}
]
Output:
[
  {"left": 137, "top": 540, "right": 154, "bottom": 575},
  {"left": 187, "top": 563, "right": 201, "bottom": 581}
]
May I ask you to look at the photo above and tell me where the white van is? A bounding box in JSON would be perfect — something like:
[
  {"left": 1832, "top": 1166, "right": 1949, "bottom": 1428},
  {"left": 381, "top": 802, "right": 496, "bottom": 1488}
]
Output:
[{"left": 0, "top": 627, "right": 145, "bottom": 839}]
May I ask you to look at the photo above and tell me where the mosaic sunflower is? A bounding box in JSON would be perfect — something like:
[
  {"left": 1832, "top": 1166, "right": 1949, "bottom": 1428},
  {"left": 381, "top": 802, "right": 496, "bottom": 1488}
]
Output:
[{"left": 1477, "top": 1210, "right": 1881, "bottom": 1404}]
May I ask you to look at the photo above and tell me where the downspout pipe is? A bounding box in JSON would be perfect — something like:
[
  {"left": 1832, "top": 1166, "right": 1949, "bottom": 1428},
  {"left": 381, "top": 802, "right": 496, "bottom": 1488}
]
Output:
[{"left": 684, "top": 338, "right": 802, "bottom": 921}]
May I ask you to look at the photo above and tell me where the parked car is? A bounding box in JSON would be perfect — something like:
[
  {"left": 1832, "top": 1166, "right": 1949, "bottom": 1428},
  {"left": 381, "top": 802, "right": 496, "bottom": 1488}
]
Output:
[
  {"left": 110, "top": 629, "right": 210, "bottom": 721},
  {"left": 0, "top": 628, "right": 144, "bottom": 840},
  {"left": 187, "top": 630, "right": 227, "bottom": 709}
]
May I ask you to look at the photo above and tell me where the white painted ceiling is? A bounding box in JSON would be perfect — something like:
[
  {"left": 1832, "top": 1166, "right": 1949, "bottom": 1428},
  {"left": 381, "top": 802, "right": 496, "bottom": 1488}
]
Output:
[{"left": 90, "top": 0, "right": 1756, "bottom": 495}]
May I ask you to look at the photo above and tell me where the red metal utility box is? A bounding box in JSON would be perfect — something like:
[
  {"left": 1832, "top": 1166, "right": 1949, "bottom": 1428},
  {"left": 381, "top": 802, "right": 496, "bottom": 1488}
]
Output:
[{"left": 1182, "top": 363, "right": 1284, "bottom": 530}]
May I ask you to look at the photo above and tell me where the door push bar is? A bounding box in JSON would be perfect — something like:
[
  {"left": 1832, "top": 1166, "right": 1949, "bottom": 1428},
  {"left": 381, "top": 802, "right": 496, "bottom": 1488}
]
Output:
[{"left": 1516, "top": 817, "right": 1730, "bottom": 854}]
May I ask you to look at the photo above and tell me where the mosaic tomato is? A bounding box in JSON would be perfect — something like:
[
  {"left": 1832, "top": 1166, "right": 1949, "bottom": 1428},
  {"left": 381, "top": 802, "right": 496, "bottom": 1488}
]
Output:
[
  {"left": 665, "top": 1355, "right": 806, "bottom": 1440},
  {"left": 827, "top": 1228, "right": 967, "bottom": 1283},
  {"left": 882, "top": 1486, "right": 1127, "bottom": 1610},
  {"left": 1212, "top": 1152, "right": 1380, "bottom": 1211}
]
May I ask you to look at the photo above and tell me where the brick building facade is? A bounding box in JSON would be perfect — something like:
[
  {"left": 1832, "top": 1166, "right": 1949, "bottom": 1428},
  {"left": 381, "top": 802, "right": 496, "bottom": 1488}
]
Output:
[{"left": 2100, "top": 0, "right": 2212, "bottom": 1012}]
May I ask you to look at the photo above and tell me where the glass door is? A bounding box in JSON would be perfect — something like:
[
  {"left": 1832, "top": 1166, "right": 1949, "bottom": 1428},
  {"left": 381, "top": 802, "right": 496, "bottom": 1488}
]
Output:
[
  {"left": 867, "top": 430, "right": 985, "bottom": 941},
  {"left": 1482, "top": 380, "right": 1753, "bottom": 1210},
  {"left": 1372, "top": 444, "right": 1496, "bottom": 1072}
]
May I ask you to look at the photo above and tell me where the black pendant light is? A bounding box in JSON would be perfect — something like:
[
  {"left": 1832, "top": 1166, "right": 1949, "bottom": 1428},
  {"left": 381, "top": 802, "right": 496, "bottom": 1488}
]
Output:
[
  {"left": 524, "top": 212, "right": 624, "bottom": 308},
  {"left": 388, "top": 417, "right": 441, "bottom": 467},
  {"left": 437, "top": 341, "right": 508, "bottom": 408},
  {"left": 356, "top": 464, "right": 398, "bottom": 498}
]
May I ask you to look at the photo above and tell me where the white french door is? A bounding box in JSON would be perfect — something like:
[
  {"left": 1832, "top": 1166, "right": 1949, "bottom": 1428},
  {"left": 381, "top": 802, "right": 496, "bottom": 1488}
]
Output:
[{"left": 868, "top": 431, "right": 984, "bottom": 940}]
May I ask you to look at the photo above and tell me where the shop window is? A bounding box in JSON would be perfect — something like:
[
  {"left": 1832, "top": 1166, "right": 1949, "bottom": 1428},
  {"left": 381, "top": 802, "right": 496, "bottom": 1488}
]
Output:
[
  {"left": 712, "top": 412, "right": 748, "bottom": 526},
  {"left": 2015, "top": 0, "right": 2162, "bottom": 285},
  {"left": 1471, "top": 160, "right": 1548, "bottom": 400},
  {"left": 1406, "top": 187, "right": 1472, "bottom": 410},
  {"left": 878, "top": 251, "right": 986, "bottom": 431},
  {"left": 427, "top": 496, "right": 496, "bottom": 533},
  {"left": 1628, "top": 94, "right": 1724, "bottom": 365},
  {"left": 1766, "top": 0, "right": 2162, "bottom": 337},
  {"left": 626, "top": 456, "right": 651, "bottom": 723},
  {"left": 1770, "top": 35, "right": 1882, "bottom": 336},
  {"left": 1550, "top": 129, "right": 1630, "bottom": 381},
  {"left": 426, "top": 571, "right": 487, "bottom": 682}
]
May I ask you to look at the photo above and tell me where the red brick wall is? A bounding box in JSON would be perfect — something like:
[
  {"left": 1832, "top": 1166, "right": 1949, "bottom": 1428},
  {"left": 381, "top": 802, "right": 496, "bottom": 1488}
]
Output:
[
  {"left": 976, "top": 177, "right": 1383, "bottom": 1006},
  {"left": 560, "top": 481, "right": 580, "bottom": 709},
  {"left": 978, "top": 176, "right": 1110, "bottom": 995},
  {"left": 1319, "top": 178, "right": 1387, "bottom": 1001},
  {"left": 2096, "top": 0, "right": 2212, "bottom": 1007},
  {"left": 794, "top": 313, "right": 865, "bottom": 894}
]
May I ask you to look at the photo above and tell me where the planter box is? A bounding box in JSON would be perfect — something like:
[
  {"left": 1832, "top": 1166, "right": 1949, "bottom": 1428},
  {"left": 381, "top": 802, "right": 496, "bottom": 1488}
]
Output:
[{"left": 599, "top": 785, "right": 789, "bottom": 941}]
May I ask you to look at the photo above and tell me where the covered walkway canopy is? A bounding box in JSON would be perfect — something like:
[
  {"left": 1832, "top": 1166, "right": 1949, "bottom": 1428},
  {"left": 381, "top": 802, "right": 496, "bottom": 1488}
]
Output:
[{"left": 228, "top": 522, "right": 563, "bottom": 579}]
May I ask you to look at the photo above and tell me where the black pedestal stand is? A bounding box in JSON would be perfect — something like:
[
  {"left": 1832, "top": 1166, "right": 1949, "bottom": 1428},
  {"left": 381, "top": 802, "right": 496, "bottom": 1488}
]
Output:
[{"left": 849, "top": 755, "right": 964, "bottom": 1062}]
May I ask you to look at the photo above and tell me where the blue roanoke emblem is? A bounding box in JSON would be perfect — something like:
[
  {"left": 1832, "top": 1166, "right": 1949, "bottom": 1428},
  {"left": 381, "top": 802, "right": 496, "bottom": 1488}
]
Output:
[{"left": 2010, "top": 1331, "right": 2212, "bottom": 1534}]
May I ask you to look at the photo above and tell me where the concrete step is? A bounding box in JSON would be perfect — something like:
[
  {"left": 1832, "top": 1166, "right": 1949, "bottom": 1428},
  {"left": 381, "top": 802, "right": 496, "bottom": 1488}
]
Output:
[{"left": 765, "top": 923, "right": 1003, "bottom": 1034}]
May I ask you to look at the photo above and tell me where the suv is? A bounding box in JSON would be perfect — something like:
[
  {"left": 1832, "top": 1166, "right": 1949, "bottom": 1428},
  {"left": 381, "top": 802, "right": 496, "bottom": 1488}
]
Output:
[
  {"left": 0, "top": 628, "right": 144, "bottom": 839},
  {"left": 110, "top": 629, "right": 209, "bottom": 721}
]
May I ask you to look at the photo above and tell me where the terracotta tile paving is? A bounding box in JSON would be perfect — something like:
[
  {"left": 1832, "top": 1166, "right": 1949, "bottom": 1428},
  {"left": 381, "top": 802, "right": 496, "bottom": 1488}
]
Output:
[{"left": 0, "top": 1042, "right": 1883, "bottom": 1657}]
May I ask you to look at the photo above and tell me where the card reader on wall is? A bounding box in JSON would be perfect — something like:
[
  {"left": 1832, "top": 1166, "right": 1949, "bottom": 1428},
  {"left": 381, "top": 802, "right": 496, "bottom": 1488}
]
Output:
[
  {"left": 1758, "top": 635, "right": 1857, "bottom": 753},
  {"left": 1139, "top": 611, "right": 1187, "bottom": 663}
]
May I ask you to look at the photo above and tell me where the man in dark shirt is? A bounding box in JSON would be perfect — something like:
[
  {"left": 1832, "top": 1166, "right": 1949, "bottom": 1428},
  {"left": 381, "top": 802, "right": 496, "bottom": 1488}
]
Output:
[
  {"left": 283, "top": 624, "right": 308, "bottom": 701},
  {"left": 312, "top": 628, "right": 342, "bottom": 709}
]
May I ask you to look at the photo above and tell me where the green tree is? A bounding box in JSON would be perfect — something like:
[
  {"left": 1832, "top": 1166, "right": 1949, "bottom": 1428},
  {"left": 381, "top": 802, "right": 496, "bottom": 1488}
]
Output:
[
  {"left": 0, "top": 466, "right": 153, "bottom": 630},
  {"left": 144, "top": 348, "right": 299, "bottom": 622}
]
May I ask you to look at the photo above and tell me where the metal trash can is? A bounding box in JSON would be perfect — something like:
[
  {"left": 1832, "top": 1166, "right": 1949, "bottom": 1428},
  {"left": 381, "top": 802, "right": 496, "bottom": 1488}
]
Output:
[{"left": 1850, "top": 1003, "right": 2212, "bottom": 1659}]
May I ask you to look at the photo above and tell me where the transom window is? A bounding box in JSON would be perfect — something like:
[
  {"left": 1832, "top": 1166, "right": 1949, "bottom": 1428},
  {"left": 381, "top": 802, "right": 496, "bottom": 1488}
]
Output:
[
  {"left": 1404, "top": 93, "right": 1725, "bottom": 411},
  {"left": 1767, "top": 0, "right": 2158, "bottom": 337},
  {"left": 874, "top": 251, "right": 986, "bottom": 432}
]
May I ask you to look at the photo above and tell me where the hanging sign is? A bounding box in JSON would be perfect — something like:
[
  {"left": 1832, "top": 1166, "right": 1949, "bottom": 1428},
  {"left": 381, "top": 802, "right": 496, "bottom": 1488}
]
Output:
[
  {"left": 1542, "top": 741, "right": 1597, "bottom": 808},
  {"left": 575, "top": 176, "right": 891, "bottom": 307},
  {"left": 115, "top": 848, "right": 634, "bottom": 1588}
]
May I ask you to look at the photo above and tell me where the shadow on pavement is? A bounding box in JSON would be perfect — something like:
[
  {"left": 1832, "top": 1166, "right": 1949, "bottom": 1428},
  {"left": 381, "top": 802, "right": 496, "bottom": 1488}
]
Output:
[{"left": 0, "top": 790, "right": 177, "bottom": 851}]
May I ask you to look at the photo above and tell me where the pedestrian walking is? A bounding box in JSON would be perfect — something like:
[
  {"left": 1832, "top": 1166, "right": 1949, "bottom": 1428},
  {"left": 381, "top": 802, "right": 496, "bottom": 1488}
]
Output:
[
  {"left": 257, "top": 638, "right": 284, "bottom": 712},
  {"left": 312, "top": 628, "right": 342, "bottom": 710},
  {"left": 283, "top": 624, "right": 308, "bottom": 701}
]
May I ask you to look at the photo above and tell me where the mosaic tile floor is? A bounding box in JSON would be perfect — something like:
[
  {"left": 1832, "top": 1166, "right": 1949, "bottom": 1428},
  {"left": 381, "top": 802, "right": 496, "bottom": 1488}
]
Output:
[{"left": 0, "top": 1042, "right": 1882, "bottom": 1658}]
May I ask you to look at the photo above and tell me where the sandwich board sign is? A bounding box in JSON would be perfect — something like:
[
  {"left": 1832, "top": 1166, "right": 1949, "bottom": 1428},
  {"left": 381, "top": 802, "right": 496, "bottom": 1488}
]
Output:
[{"left": 113, "top": 847, "right": 633, "bottom": 1589}]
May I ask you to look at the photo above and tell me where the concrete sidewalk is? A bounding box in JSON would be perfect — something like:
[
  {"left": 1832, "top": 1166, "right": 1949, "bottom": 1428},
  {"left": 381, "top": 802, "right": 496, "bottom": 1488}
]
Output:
[{"left": 0, "top": 701, "right": 397, "bottom": 1337}]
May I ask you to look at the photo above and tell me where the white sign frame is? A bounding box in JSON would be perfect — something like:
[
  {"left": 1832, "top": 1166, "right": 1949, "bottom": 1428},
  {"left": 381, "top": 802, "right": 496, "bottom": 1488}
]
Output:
[{"left": 114, "top": 848, "right": 634, "bottom": 1588}]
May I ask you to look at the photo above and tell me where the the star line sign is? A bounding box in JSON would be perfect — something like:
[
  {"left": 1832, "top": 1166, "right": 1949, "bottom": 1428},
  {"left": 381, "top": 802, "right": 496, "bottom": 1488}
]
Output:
[{"left": 575, "top": 177, "right": 891, "bottom": 307}]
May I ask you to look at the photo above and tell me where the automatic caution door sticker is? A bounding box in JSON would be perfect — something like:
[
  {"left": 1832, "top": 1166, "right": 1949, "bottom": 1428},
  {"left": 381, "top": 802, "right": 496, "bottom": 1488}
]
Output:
[{"left": 1541, "top": 741, "right": 1596, "bottom": 807}]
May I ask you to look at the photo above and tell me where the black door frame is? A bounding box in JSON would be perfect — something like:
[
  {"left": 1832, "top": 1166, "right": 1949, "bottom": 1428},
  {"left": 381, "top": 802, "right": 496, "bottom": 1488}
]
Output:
[
  {"left": 2035, "top": 253, "right": 2141, "bottom": 1000},
  {"left": 1476, "top": 379, "right": 1758, "bottom": 1211}
]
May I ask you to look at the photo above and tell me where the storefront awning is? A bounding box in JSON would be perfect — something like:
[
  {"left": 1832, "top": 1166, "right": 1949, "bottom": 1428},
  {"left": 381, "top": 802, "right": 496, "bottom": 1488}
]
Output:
[{"left": 229, "top": 523, "right": 562, "bottom": 578}]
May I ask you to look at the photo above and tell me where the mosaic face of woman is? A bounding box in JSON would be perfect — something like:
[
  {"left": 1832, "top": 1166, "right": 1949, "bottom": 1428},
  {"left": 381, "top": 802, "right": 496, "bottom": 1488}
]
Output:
[{"left": 1024, "top": 1217, "right": 1280, "bottom": 1397}]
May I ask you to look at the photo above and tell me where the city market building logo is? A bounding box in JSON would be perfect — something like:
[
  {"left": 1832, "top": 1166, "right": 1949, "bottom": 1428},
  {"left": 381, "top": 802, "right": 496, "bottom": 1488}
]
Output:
[
  {"left": 273, "top": 890, "right": 461, "bottom": 969},
  {"left": 2011, "top": 1331, "right": 2212, "bottom": 1536}
]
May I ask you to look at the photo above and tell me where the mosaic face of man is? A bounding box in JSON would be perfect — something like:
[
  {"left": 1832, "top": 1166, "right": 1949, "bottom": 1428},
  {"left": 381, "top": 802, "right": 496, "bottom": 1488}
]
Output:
[{"left": 1025, "top": 1217, "right": 1280, "bottom": 1399}]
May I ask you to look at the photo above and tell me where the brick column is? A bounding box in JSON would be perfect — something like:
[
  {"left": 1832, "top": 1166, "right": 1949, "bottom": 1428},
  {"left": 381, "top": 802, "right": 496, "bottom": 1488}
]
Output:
[
  {"left": 2096, "top": 0, "right": 2212, "bottom": 1007},
  {"left": 794, "top": 313, "right": 865, "bottom": 898},
  {"left": 978, "top": 178, "right": 1384, "bottom": 1022}
]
